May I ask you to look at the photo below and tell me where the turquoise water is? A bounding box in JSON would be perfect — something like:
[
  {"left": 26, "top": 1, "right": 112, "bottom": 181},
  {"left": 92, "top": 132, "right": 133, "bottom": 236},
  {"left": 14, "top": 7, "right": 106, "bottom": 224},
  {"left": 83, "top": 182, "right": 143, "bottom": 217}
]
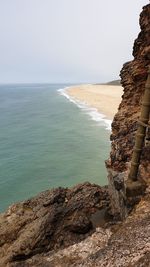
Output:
[{"left": 0, "top": 84, "right": 110, "bottom": 212}]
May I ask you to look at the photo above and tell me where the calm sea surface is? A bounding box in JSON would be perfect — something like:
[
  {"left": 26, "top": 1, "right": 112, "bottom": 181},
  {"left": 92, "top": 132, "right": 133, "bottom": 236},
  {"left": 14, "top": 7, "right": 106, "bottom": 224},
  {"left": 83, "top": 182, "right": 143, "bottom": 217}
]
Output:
[{"left": 0, "top": 84, "right": 110, "bottom": 212}]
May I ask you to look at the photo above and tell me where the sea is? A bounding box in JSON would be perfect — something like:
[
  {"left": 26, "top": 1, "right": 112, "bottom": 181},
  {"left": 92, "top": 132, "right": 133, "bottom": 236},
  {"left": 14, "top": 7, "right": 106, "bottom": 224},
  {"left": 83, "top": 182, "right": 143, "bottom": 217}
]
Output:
[{"left": 0, "top": 83, "right": 111, "bottom": 212}]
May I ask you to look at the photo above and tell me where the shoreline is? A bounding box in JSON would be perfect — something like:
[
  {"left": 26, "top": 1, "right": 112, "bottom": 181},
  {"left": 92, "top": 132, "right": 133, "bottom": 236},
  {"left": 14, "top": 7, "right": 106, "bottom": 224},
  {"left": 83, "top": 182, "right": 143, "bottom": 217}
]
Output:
[
  {"left": 58, "top": 86, "right": 112, "bottom": 131},
  {"left": 65, "top": 84, "right": 123, "bottom": 120},
  {"left": 58, "top": 84, "right": 123, "bottom": 131}
]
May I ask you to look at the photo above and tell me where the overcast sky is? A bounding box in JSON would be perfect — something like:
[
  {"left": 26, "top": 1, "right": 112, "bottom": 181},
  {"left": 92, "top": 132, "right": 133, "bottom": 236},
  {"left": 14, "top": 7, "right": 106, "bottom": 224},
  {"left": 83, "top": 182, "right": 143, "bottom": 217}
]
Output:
[{"left": 0, "top": 0, "right": 148, "bottom": 83}]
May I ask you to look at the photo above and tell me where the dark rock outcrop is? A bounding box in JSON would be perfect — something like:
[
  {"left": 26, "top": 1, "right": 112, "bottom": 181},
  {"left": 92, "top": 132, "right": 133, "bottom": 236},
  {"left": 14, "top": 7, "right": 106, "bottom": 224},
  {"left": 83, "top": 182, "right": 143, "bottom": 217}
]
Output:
[{"left": 0, "top": 182, "right": 109, "bottom": 266}]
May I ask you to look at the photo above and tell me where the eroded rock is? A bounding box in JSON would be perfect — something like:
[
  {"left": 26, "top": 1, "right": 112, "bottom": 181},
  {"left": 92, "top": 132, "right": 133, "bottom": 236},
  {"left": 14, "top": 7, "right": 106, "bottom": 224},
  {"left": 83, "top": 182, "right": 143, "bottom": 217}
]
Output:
[
  {"left": 106, "top": 3, "right": 150, "bottom": 219},
  {"left": 0, "top": 182, "right": 109, "bottom": 266}
]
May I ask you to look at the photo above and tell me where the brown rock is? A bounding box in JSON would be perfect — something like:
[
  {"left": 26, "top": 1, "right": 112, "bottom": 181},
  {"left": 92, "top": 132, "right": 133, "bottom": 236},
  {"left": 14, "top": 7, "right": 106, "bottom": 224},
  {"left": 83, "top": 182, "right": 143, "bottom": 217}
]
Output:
[
  {"left": 0, "top": 182, "right": 109, "bottom": 266},
  {"left": 106, "top": 4, "right": 150, "bottom": 219}
]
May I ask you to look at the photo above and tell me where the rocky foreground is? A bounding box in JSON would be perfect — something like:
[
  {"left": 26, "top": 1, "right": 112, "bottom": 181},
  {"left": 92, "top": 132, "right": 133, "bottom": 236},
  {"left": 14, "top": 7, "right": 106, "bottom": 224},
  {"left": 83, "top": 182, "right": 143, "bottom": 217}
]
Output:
[
  {"left": 0, "top": 182, "right": 149, "bottom": 267},
  {"left": 0, "top": 183, "right": 109, "bottom": 266}
]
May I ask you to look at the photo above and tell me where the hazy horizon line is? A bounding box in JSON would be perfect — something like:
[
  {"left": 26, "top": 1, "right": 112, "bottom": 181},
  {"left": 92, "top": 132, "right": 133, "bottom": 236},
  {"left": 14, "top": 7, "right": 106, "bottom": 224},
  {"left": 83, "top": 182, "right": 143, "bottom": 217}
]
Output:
[{"left": 0, "top": 79, "right": 120, "bottom": 86}]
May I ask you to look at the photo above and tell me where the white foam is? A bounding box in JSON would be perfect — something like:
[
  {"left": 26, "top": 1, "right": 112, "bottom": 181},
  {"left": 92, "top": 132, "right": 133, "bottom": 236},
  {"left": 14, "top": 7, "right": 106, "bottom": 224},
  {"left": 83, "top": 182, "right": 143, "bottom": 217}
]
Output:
[{"left": 58, "top": 87, "right": 112, "bottom": 131}]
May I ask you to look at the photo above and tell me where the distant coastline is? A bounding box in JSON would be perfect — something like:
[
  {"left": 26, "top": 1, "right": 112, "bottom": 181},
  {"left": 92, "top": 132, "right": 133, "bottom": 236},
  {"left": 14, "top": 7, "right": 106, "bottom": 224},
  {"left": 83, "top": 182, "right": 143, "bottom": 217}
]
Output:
[
  {"left": 94, "top": 79, "right": 121, "bottom": 86},
  {"left": 106, "top": 79, "right": 121, "bottom": 86}
]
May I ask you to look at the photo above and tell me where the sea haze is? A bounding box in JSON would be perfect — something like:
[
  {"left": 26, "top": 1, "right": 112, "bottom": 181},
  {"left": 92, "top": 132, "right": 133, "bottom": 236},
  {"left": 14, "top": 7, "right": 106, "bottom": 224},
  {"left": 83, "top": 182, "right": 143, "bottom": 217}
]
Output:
[{"left": 0, "top": 84, "right": 110, "bottom": 212}]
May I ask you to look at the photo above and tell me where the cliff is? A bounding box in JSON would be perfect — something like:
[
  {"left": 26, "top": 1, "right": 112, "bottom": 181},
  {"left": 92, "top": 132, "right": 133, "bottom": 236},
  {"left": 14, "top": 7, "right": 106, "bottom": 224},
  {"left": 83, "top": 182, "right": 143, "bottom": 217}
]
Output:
[
  {"left": 0, "top": 4, "right": 150, "bottom": 267},
  {"left": 106, "top": 3, "right": 150, "bottom": 218},
  {"left": 109, "top": 4, "right": 150, "bottom": 175}
]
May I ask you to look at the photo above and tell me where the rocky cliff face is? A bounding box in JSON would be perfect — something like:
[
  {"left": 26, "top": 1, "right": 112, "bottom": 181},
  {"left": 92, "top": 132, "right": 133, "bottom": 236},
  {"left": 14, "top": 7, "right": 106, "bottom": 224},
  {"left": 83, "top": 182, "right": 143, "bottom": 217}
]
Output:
[{"left": 106, "top": 4, "right": 150, "bottom": 218}]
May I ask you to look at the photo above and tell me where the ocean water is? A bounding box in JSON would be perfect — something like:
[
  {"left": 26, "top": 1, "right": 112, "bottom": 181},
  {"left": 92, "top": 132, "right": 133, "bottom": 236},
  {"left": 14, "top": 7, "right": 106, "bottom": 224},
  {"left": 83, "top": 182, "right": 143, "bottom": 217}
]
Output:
[{"left": 0, "top": 84, "right": 110, "bottom": 212}]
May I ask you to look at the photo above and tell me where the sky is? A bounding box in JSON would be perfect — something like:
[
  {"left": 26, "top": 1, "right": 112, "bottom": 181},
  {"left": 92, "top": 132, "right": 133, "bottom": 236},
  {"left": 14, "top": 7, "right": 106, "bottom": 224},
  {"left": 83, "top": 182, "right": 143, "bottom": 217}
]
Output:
[{"left": 0, "top": 0, "right": 149, "bottom": 83}]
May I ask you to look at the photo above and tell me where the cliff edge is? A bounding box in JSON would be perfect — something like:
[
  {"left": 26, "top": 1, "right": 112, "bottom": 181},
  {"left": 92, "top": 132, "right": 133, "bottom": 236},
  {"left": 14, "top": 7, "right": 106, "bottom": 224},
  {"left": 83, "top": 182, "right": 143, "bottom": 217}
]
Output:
[{"left": 106, "top": 3, "right": 150, "bottom": 219}]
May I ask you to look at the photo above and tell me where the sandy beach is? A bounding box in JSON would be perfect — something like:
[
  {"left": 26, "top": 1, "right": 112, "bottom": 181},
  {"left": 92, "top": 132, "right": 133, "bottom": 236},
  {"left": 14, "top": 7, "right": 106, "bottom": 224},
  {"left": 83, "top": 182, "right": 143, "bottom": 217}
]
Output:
[{"left": 66, "top": 84, "right": 123, "bottom": 120}]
